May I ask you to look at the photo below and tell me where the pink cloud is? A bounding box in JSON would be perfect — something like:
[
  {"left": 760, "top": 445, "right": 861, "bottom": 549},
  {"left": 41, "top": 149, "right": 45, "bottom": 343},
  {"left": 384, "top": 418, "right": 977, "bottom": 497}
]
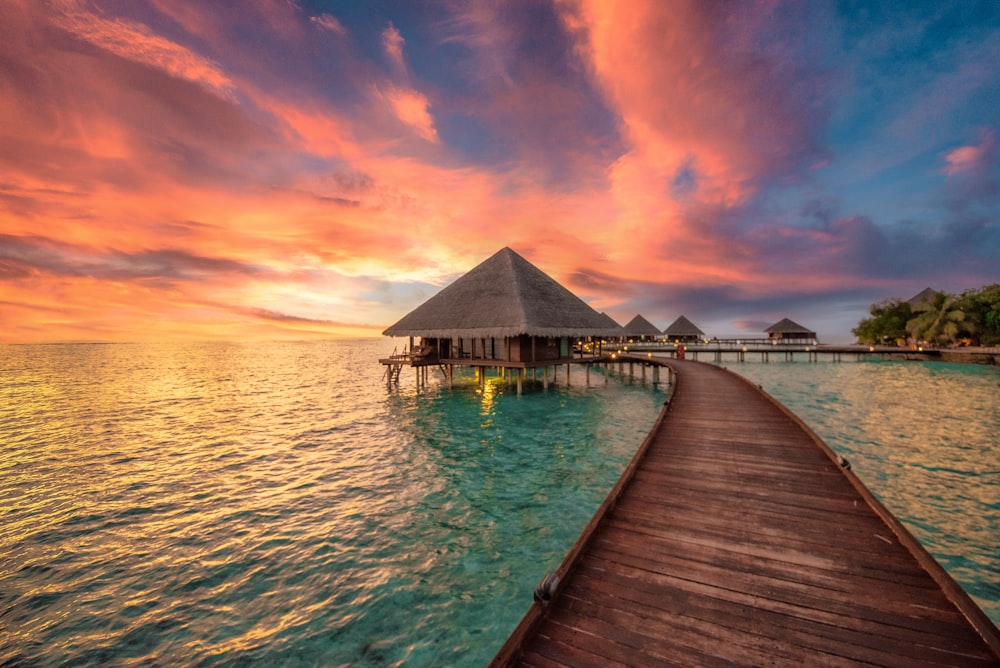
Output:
[
  {"left": 310, "top": 13, "right": 347, "bottom": 37},
  {"left": 382, "top": 22, "right": 406, "bottom": 73},
  {"left": 565, "top": 0, "right": 829, "bottom": 205},
  {"left": 942, "top": 129, "right": 997, "bottom": 176}
]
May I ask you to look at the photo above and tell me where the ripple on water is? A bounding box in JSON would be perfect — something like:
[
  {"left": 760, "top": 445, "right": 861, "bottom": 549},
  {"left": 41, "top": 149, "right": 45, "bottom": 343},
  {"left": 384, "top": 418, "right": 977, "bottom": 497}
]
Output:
[{"left": 0, "top": 340, "right": 664, "bottom": 666}]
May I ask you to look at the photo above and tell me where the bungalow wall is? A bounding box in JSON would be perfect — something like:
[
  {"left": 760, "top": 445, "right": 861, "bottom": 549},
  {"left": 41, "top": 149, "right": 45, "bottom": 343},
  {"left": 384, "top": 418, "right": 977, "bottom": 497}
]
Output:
[
  {"left": 444, "top": 336, "right": 572, "bottom": 362},
  {"left": 508, "top": 335, "right": 566, "bottom": 363},
  {"left": 768, "top": 331, "right": 818, "bottom": 343},
  {"left": 455, "top": 337, "right": 509, "bottom": 361}
]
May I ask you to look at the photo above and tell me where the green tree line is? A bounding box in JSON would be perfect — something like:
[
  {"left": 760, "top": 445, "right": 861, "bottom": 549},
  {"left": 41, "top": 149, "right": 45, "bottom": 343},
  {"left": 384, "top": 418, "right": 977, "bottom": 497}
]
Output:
[{"left": 853, "top": 284, "right": 1000, "bottom": 347}]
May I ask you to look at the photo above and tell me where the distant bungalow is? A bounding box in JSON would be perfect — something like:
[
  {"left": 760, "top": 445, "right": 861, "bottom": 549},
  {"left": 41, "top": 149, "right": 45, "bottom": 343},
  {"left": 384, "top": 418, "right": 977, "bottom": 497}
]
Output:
[
  {"left": 622, "top": 314, "right": 661, "bottom": 342},
  {"left": 381, "top": 247, "right": 620, "bottom": 391},
  {"left": 906, "top": 287, "right": 939, "bottom": 312},
  {"left": 765, "top": 317, "right": 817, "bottom": 343},
  {"left": 663, "top": 315, "right": 705, "bottom": 343},
  {"left": 599, "top": 312, "right": 624, "bottom": 333}
]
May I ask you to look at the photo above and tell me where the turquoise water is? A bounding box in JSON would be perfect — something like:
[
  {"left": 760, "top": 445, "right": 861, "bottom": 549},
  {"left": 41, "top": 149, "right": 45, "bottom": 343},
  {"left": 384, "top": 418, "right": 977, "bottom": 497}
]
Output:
[
  {"left": 0, "top": 340, "right": 663, "bottom": 666},
  {"left": 720, "top": 357, "right": 1000, "bottom": 626},
  {"left": 2, "top": 342, "right": 997, "bottom": 666}
]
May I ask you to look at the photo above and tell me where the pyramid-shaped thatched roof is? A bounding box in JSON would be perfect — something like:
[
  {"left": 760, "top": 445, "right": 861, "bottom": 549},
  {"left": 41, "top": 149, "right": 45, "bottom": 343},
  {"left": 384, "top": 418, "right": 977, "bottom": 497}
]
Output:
[
  {"left": 663, "top": 315, "right": 705, "bottom": 337},
  {"left": 765, "top": 318, "right": 815, "bottom": 335},
  {"left": 599, "top": 312, "right": 624, "bottom": 332},
  {"left": 382, "top": 247, "right": 621, "bottom": 339},
  {"left": 906, "top": 287, "right": 939, "bottom": 312},
  {"left": 623, "top": 314, "right": 661, "bottom": 336}
]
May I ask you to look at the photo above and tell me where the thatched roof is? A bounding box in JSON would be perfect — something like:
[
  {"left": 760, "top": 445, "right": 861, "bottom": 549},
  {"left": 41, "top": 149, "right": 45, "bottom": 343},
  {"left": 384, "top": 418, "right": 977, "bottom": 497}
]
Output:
[
  {"left": 663, "top": 315, "right": 704, "bottom": 337},
  {"left": 599, "top": 312, "right": 624, "bottom": 332},
  {"left": 765, "top": 318, "right": 815, "bottom": 336},
  {"left": 906, "top": 287, "right": 939, "bottom": 312},
  {"left": 382, "top": 247, "right": 622, "bottom": 339},
  {"left": 623, "top": 314, "right": 661, "bottom": 336}
]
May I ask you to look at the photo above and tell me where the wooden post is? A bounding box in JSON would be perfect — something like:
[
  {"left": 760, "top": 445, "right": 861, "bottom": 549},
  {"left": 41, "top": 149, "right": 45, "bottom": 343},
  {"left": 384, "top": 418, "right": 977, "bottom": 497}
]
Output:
[
  {"left": 516, "top": 368, "right": 523, "bottom": 396},
  {"left": 543, "top": 366, "right": 549, "bottom": 389}
]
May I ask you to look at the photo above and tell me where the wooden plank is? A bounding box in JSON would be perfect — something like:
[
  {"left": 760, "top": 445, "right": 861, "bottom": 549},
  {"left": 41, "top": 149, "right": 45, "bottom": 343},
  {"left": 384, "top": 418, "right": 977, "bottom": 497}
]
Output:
[{"left": 490, "top": 358, "right": 1000, "bottom": 667}]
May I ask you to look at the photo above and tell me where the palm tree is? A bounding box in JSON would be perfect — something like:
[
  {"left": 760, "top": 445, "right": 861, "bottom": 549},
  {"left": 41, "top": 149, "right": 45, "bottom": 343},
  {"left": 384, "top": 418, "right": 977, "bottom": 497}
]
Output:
[{"left": 905, "top": 292, "right": 971, "bottom": 346}]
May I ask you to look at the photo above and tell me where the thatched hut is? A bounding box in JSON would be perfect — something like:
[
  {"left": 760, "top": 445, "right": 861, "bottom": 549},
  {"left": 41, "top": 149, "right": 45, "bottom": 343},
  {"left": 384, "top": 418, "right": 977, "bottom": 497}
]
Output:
[
  {"left": 622, "top": 314, "right": 662, "bottom": 342},
  {"left": 906, "top": 287, "right": 939, "bottom": 313},
  {"left": 663, "top": 315, "right": 705, "bottom": 342},
  {"left": 382, "top": 247, "right": 619, "bottom": 370},
  {"left": 765, "top": 318, "right": 817, "bottom": 343}
]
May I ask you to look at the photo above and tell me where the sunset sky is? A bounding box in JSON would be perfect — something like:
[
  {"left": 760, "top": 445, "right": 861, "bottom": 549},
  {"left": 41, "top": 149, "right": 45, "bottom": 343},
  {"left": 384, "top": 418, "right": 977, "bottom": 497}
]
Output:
[{"left": 2, "top": 0, "right": 998, "bottom": 344}]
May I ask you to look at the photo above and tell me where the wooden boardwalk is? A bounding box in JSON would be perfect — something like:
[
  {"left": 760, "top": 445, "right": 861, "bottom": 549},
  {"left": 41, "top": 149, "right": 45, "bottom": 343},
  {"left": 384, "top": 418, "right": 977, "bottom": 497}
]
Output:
[{"left": 492, "top": 359, "right": 1000, "bottom": 667}]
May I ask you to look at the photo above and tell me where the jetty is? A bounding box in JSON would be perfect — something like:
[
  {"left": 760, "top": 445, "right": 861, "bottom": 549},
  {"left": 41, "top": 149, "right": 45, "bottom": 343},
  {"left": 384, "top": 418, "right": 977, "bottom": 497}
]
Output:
[
  {"left": 492, "top": 358, "right": 1000, "bottom": 666},
  {"left": 607, "top": 341, "right": 1000, "bottom": 365}
]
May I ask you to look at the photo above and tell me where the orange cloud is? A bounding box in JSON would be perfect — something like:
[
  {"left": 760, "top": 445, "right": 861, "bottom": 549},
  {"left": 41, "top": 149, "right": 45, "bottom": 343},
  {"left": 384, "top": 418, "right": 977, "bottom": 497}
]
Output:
[
  {"left": 3, "top": 1, "right": 995, "bottom": 344},
  {"left": 381, "top": 87, "right": 439, "bottom": 143},
  {"left": 50, "top": 0, "right": 233, "bottom": 98}
]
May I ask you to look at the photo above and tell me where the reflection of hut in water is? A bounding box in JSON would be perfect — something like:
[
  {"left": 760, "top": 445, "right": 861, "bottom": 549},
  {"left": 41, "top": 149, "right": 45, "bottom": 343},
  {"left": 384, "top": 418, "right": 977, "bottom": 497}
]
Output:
[
  {"left": 765, "top": 318, "right": 817, "bottom": 344},
  {"left": 380, "top": 247, "right": 620, "bottom": 392},
  {"left": 622, "top": 314, "right": 662, "bottom": 342},
  {"left": 663, "top": 315, "right": 705, "bottom": 343}
]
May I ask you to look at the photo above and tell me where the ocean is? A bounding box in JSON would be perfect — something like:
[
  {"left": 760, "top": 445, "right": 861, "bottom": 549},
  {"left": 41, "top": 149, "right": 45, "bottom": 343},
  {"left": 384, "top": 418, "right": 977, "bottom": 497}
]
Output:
[{"left": 1, "top": 339, "right": 997, "bottom": 666}]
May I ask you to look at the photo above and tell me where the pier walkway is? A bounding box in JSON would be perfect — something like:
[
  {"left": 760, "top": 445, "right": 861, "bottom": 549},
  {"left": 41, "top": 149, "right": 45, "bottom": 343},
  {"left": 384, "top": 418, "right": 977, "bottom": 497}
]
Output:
[{"left": 492, "top": 359, "right": 1000, "bottom": 666}]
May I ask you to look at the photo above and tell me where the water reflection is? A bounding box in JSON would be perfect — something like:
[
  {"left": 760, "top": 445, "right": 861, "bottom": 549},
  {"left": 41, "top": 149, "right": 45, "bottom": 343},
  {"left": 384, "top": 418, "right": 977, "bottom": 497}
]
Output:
[{"left": 0, "top": 340, "right": 663, "bottom": 666}]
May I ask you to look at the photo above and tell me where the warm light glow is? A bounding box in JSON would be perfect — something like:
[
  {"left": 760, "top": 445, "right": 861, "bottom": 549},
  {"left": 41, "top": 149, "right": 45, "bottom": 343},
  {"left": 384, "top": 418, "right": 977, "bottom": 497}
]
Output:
[{"left": 1, "top": 2, "right": 997, "bottom": 343}]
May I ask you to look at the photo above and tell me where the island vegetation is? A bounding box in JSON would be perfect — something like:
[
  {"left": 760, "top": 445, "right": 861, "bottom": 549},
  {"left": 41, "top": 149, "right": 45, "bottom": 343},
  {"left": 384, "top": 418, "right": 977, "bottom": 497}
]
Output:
[{"left": 853, "top": 285, "right": 1000, "bottom": 347}]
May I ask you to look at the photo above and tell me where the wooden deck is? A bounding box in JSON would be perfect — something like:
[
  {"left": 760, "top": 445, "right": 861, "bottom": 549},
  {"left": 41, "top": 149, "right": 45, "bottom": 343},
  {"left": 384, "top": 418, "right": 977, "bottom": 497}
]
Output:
[{"left": 492, "top": 359, "right": 1000, "bottom": 666}]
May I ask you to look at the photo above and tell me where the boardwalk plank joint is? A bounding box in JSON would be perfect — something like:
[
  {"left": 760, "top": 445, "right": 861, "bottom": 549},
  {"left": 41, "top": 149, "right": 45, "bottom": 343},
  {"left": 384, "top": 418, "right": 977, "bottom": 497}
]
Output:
[{"left": 491, "top": 358, "right": 1000, "bottom": 667}]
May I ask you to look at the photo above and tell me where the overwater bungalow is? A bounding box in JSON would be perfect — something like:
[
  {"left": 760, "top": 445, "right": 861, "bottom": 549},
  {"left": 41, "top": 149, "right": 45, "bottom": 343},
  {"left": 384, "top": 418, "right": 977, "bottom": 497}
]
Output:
[
  {"left": 765, "top": 317, "right": 817, "bottom": 344},
  {"left": 621, "top": 314, "right": 661, "bottom": 342},
  {"left": 381, "top": 247, "right": 620, "bottom": 391},
  {"left": 663, "top": 314, "right": 705, "bottom": 343},
  {"left": 598, "top": 312, "right": 624, "bottom": 343}
]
